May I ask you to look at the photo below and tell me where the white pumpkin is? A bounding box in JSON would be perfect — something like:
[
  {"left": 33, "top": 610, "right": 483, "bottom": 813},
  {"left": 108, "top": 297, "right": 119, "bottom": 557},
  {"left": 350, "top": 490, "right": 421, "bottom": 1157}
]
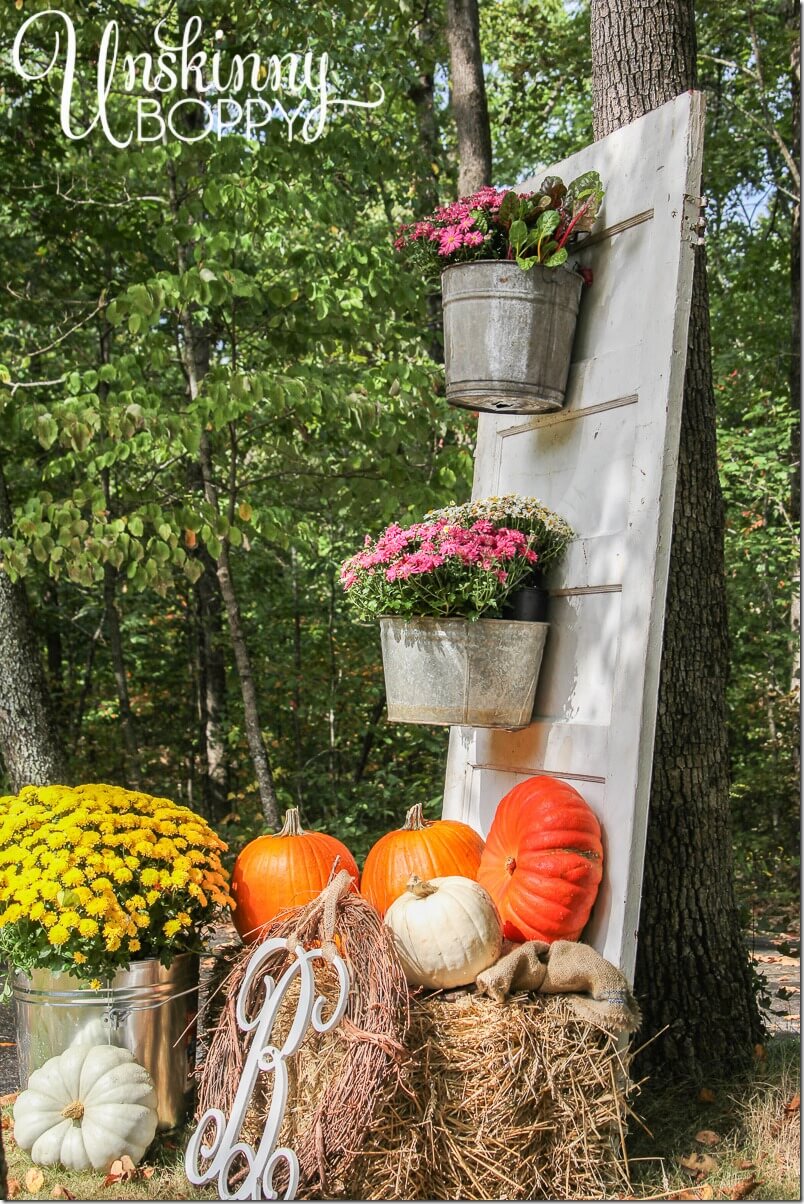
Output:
[
  {"left": 385, "top": 874, "right": 503, "bottom": 989},
  {"left": 13, "top": 1044, "right": 158, "bottom": 1171}
]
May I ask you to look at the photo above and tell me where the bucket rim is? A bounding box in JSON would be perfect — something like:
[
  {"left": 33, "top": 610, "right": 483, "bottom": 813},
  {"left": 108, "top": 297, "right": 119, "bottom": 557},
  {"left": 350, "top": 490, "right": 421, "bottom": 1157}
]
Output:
[{"left": 440, "top": 257, "right": 582, "bottom": 280}]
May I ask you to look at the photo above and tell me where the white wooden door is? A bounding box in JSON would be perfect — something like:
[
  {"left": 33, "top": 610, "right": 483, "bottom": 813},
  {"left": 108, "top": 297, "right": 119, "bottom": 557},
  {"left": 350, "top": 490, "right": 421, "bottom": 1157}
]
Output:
[{"left": 442, "top": 91, "right": 706, "bottom": 981}]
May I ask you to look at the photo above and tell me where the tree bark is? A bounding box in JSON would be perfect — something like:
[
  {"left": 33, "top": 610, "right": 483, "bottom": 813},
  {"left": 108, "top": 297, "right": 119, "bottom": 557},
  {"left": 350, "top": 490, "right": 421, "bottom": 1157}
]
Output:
[
  {"left": 194, "top": 545, "right": 229, "bottom": 819},
  {"left": 103, "top": 563, "right": 141, "bottom": 787},
  {"left": 590, "top": 0, "right": 763, "bottom": 1077},
  {"left": 167, "top": 155, "right": 279, "bottom": 828},
  {"left": 101, "top": 465, "right": 141, "bottom": 788},
  {"left": 788, "top": 4, "right": 800, "bottom": 702},
  {"left": 445, "top": 0, "right": 492, "bottom": 194},
  {"left": 0, "top": 459, "right": 67, "bottom": 788},
  {"left": 197, "top": 431, "right": 279, "bottom": 828},
  {"left": 410, "top": 13, "right": 445, "bottom": 362}
]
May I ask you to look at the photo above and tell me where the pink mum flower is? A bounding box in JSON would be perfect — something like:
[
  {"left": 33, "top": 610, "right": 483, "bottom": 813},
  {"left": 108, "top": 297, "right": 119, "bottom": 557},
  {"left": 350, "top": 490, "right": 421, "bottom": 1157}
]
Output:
[{"left": 438, "top": 226, "right": 464, "bottom": 255}]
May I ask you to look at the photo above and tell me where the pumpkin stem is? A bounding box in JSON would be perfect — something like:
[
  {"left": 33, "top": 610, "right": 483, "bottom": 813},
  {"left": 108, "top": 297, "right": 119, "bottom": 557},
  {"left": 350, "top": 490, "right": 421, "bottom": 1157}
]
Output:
[
  {"left": 403, "top": 803, "right": 431, "bottom": 831},
  {"left": 407, "top": 874, "right": 439, "bottom": 898},
  {"left": 61, "top": 1100, "right": 85, "bottom": 1121},
  {"left": 278, "top": 807, "right": 305, "bottom": 837},
  {"left": 505, "top": 856, "right": 517, "bottom": 874}
]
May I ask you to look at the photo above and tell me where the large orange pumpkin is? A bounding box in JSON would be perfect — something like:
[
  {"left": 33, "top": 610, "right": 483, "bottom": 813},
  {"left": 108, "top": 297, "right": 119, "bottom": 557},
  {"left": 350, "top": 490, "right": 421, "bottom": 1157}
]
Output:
[
  {"left": 361, "top": 803, "right": 485, "bottom": 916},
  {"left": 231, "top": 807, "right": 359, "bottom": 941},
  {"left": 477, "top": 776, "right": 603, "bottom": 943}
]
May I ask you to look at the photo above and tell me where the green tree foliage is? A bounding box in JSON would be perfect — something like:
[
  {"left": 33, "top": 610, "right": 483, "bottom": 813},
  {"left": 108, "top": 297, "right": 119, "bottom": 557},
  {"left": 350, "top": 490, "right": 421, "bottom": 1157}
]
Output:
[
  {"left": 0, "top": 0, "right": 797, "bottom": 890},
  {"left": 697, "top": 0, "right": 799, "bottom": 890}
]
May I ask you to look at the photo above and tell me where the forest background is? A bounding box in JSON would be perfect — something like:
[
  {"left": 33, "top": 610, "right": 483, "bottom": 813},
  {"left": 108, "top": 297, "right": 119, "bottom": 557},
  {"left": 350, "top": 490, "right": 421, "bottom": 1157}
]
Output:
[{"left": 0, "top": 0, "right": 798, "bottom": 925}]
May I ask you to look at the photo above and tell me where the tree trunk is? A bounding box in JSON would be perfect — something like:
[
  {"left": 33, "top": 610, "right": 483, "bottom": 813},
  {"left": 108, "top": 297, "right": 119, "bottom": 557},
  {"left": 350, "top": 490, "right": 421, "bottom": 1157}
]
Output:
[
  {"left": 100, "top": 466, "right": 141, "bottom": 788},
  {"left": 353, "top": 692, "right": 386, "bottom": 785},
  {"left": 590, "top": 0, "right": 763, "bottom": 1077},
  {"left": 789, "top": 5, "right": 800, "bottom": 702},
  {"left": 197, "top": 431, "right": 279, "bottom": 828},
  {"left": 410, "top": 14, "right": 445, "bottom": 363},
  {"left": 445, "top": 0, "right": 492, "bottom": 194},
  {"left": 0, "top": 459, "right": 67, "bottom": 788},
  {"left": 103, "top": 563, "right": 141, "bottom": 788},
  {"left": 167, "top": 156, "right": 279, "bottom": 828},
  {"left": 290, "top": 547, "right": 305, "bottom": 805},
  {"left": 194, "top": 546, "right": 229, "bottom": 819}
]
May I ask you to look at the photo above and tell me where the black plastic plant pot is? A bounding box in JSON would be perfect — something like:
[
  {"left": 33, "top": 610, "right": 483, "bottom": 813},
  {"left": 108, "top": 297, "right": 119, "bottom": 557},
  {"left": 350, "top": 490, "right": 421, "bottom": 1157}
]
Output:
[{"left": 502, "top": 584, "right": 550, "bottom": 623}]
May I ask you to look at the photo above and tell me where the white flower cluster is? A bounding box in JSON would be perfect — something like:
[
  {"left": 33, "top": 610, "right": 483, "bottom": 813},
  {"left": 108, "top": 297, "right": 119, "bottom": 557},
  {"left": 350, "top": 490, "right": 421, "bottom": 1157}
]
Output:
[{"left": 425, "top": 495, "right": 573, "bottom": 568}]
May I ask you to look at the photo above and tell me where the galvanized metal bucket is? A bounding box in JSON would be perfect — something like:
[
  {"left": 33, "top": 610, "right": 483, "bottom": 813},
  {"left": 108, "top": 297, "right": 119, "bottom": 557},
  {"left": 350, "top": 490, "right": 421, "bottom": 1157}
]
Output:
[
  {"left": 380, "top": 616, "right": 548, "bottom": 728},
  {"left": 13, "top": 954, "right": 199, "bottom": 1130},
  {"left": 441, "top": 260, "right": 583, "bottom": 413}
]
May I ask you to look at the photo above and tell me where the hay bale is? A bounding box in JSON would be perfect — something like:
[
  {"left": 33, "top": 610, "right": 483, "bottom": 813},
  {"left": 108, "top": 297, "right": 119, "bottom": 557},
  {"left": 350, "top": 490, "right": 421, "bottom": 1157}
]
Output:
[
  {"left": 353, "top": 990, "right": 633, "bottom": 1201},
  {"left": 198, "top": 882, "right": 635, "bottom": 1200}
]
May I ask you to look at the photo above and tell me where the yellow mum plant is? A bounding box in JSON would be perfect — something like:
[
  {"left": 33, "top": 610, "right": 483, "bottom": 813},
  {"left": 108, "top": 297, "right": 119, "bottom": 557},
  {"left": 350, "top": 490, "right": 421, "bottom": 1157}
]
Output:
[{"left": 0, "top": 783, "right": 234, "bottom": 981}]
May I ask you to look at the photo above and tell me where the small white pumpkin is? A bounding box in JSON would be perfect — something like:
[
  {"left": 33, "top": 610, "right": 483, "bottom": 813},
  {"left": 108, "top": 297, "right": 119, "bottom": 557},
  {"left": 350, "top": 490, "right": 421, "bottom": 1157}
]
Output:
[
  {"left": 13, "top": 1044, "right": 158, "bottom": 1171},
  {"left": 385, "top": 874, "right": 503, "bottom": 989}
]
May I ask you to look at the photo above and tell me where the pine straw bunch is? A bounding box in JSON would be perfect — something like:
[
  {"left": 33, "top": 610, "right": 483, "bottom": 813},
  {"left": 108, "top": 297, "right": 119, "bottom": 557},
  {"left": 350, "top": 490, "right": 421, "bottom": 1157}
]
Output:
[{"left": 196, "top": 877, "right": 410, "bottom": 1198}]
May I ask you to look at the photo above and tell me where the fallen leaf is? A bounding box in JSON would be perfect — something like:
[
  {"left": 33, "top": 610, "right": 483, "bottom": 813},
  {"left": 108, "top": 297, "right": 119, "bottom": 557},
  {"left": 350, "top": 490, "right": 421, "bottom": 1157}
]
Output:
[
  {"left": 141, "top": 1166, "right": 155, "bottom": 1179},
  {"left": 0, "top": 1091, "right": 18, "bottom": 1106},
  {"left": 694, "top": 1129, "right": 720, "bottom": 1146},
  {"left": 52, "top": 1186, "right": 77, "bottom": 1200},
  {"left": 680, "top": 1151, "right": 718, "bottom": 1175},
  {"left": 25, "top": 1167, "right": 46, "bottom": 1192},
  {"left": 676, "top": 1186, "right": 714, "bottom": 1200},
  {"left": 753, "top": 1043, "right": 766, "bottom": 1060},
  {"left": 6, "top": 1178, "right": 21, "bottom": 1199},
  {"left": 736, "top": 1159, "right": 755, "bottom": 1169},
  {"left": 697, "top": 1087, "right": 717, "bottom": 1103},
  {"left": 1, "top": 1113, "right": 13, "bottom": 1130},
  {"left": 784, "top": 1092, "right": 800, "bottom": 1114},
  {"left": 103, "top": 1153, "right": 140, "bottom": 1186},
  {"left": 725, "top": 1175, "right": 763, "bottom": 1200}
]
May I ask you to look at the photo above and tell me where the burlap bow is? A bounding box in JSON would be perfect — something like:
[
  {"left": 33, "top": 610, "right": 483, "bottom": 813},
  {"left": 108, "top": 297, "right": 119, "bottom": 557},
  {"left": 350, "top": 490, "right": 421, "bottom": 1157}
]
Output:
[{"left": 475, "top": 939, "right": 641, "bottom": 1032}]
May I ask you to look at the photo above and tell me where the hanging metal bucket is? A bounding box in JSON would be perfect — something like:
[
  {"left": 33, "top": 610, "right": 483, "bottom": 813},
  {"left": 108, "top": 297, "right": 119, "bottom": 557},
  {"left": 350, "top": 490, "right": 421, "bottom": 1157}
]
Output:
[
  {"left": 13, "top": 954, "right": 199, "bottom": 1130},
  {"left": 379, "top": 616, "right": 548, "bottom": 728},
  {"left": 441, "top": 260, "right": 583, "bottom": 414}
]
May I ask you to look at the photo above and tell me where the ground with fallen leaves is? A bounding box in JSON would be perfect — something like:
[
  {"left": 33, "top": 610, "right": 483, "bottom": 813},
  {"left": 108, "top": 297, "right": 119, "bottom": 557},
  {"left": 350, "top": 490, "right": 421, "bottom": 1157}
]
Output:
[
  {"left": 625, "top": 1038, "right": 800, "bottom": 1201},
  {"left": 1, "top": 922, "right": 799, "bottom": 1201},
  {"left": 2, "top": 1037, "right": 799, "bottom": 1202}
]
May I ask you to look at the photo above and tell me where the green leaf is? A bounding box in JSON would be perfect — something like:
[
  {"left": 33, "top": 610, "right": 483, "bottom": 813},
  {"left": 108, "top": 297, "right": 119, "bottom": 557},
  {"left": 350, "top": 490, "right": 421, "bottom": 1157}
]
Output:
[{"left": 509, "top": 219, "right": 528, "bottom": 250}]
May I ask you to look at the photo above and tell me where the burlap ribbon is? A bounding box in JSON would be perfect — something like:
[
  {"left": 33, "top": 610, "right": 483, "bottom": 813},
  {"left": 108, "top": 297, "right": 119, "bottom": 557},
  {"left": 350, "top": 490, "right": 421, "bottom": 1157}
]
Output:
[
  {"left": 282, "top": 865, "right": 354, "bottom": 962},
  {"left": 475, "top": 939, "right": 641, "bottom": 1032}
]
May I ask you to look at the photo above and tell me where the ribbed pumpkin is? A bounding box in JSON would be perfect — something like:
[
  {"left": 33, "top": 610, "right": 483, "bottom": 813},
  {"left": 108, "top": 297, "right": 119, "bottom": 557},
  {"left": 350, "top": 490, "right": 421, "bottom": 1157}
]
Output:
[
  {"left": 477, "top": 776, "right": 603, "bottom": 943},
  {"left": 231, "top": 808, "right": 359, "bottom": 940},
  {"left": 361, "top": 803, "right": 484, "bottom": 916}
]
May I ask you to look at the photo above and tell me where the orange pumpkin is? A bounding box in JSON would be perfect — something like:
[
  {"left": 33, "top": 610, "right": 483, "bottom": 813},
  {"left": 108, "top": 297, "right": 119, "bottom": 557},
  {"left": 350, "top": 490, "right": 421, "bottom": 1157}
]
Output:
[
  {"left": 477, "top": 775, "right": 603, "bottom": 943},
  {"left": 231, "top": 807, "right": 359, "bottom": 941},
  {"left": 361, "top": 803, "right": 485, "bottom": 916}
]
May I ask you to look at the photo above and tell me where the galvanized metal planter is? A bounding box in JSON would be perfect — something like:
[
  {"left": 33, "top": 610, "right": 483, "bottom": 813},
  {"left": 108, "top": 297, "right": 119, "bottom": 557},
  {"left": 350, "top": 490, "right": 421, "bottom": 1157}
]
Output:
[
  {"left": 13, "top": 953, "right": 199, "bottom": 1130},
  {"left": 441, "top": 260, "right": 583, "bottom": 414},
  {"left": 380, "top": 616, "right": 548, "bottom": 728}
]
